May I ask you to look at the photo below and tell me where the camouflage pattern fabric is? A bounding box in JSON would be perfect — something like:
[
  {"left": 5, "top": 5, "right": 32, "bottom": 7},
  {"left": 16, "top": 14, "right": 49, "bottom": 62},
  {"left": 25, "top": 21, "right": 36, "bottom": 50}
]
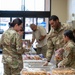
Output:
[
  {"left": 0, "top": 28, "right": 25, "bottom": 75},
  {"left": 58, "top": 40, "right": 75, "bottom": 68},
  {"left": 46, "top": 23, "right": 74, "bottom": 66},
  {"left": 37, "top": 45, "right": 48, "bottom": 58}
]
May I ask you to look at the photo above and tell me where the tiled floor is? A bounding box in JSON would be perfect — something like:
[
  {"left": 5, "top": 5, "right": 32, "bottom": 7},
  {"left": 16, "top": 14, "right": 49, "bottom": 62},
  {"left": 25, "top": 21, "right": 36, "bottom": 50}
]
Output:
[{"left": 0, "top": 54, "right": 4, "bottom": 75}]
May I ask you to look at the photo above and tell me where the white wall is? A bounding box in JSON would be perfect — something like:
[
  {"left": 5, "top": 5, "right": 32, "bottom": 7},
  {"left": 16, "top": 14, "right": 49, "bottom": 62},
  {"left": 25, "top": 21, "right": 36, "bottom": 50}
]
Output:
[
  {"left": 68, "top": 0, "right": 75, "bottom": 21},
  {"left": 51, "top": 0, "right": 68, "bottom": 23}
]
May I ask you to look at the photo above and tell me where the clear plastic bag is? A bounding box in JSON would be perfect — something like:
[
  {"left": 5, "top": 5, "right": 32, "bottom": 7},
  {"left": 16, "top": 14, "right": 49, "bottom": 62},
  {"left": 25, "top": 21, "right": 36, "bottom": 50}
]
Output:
[
  {"left": 20, "top": 68, "right": 47, "bottom": 75},
  {"left": 55, "top": 48, "right": 64, "bottom": 60}
]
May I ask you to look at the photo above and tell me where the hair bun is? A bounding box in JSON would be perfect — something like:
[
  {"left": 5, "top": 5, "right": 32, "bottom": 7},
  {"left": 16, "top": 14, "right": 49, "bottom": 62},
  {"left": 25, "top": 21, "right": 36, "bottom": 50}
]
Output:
[{"left": 9, "top": 22, "right": 13, "bottom": 27}]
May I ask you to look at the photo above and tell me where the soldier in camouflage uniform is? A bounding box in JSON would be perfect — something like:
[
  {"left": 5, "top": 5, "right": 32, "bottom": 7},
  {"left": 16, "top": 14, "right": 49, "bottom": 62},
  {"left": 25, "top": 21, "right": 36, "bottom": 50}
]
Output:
[
  {"left": 58, "top": 30, "right": 75, "bottom": 68},
  {"left": 0, "top": 18, "right": 25, "bottom": 75},
  {"left": 43, "top": 15, "right": 74, "bottom": 67}
]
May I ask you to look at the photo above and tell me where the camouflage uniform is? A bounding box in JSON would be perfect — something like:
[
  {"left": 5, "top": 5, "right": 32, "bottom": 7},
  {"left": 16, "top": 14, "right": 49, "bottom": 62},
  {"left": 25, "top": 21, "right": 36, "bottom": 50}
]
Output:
[
  {"left": 58, "top": 40, "right": 75, "bottom": 68},
  {"left": 1, "top": 28, "right": 25, "bottom": 75},
  {"left": 46, "top": 23, "right": 73, "bottom": 67}
]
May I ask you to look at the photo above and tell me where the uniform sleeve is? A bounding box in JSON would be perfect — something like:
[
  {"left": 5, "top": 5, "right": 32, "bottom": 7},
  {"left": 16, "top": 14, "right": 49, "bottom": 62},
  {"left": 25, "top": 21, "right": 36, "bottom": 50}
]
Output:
[
  {"left": 68, "top": 24, "right": 74, "bottom": 31},
  {"left": 58, "top": 46, "right": 73, "bottom": 67},
  {"left": 0, "top": 33, "right": 5, "bottom": 49},
  {"left": 0, "top": 38, "right": 2, "bottom": 49},
  {"left": 64, "top": 23, "right": 74, "bottom": 31},
  {"left": 46, "top": 37, "right": 54, "bottom": 62},
  {"left": 15, "top": 33, "right": 24, "bottom": 54}
]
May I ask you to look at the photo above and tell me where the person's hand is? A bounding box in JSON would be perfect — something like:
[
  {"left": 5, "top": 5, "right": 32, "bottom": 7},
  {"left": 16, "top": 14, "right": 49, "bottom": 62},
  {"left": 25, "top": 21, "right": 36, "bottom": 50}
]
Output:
[
  {"left": 58, "top": 61, "right": 64, "bottom": 68},
  {"left": 58, "top": 65, "right": 64, "bottom": 68},
  {"left": 43, "top": 61, "right": 48, "bottom": 66}
]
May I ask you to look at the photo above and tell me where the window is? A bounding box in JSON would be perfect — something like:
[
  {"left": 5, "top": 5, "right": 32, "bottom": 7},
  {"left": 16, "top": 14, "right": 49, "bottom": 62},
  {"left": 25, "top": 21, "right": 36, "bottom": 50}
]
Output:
[
  {"left": 0, "top": 0, "right": 50, "bottom": 11},
  {"left": 25, "top": 0, "right": 44, "bottom": 11},
  {"left": 0, "top": 0, "right": 51, "bottom": 40},
  {"left": 0, "top": 0, "right": 22, "bottom": 11}
]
